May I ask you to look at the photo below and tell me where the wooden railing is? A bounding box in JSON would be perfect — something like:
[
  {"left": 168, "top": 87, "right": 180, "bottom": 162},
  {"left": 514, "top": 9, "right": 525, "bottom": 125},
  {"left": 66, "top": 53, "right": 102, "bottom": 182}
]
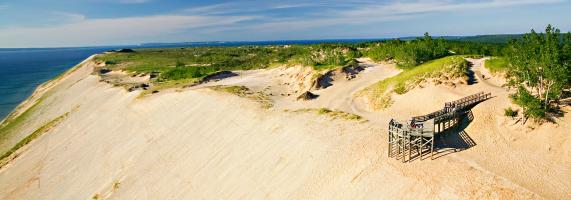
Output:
[{"left": 412, "top": 92, "right": 491, "bottom": 122}]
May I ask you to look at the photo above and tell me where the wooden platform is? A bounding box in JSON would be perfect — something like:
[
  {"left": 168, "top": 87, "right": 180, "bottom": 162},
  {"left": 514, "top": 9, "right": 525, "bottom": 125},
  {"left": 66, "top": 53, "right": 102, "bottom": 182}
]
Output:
[{"left": 387, "top": 92, "right": 491, "bottom": 162}]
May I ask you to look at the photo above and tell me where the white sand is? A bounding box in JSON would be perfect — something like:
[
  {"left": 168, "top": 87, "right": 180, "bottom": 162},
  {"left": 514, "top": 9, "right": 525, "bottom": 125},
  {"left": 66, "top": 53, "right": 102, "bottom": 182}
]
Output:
[{"left": 0, "top": 57, "right": 569, "bottom": 199}]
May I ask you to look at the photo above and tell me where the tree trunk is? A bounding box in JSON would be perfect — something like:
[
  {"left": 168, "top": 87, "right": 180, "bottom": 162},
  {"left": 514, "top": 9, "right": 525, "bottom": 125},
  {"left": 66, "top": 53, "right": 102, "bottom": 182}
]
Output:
[{"left": 544, "top": 81, "right": 554, "bottom": 109}]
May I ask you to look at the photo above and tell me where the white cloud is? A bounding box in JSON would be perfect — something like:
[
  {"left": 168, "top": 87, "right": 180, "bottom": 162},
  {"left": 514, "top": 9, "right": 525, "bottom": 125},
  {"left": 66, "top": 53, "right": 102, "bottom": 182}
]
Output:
[
  {"left": 222, "top": 0, "right": 565, "bottom": 34},
  {"left": 0, "top": 14, "right": 257, "bottom": 47},
  {"left": 183, "top": 2, "right": 323, "bottom": 15},
  {"left": 0, "top": 0, "right": 566, "bottom": 47},
  {"left": 118, "top": 0, "right": 151, "bottom": 4},
  {"left": 51, "top": 12, "right": 87, "bottom": 23},
  {"left": 341, "top": 0, "right": 566, "bottom": 18}
]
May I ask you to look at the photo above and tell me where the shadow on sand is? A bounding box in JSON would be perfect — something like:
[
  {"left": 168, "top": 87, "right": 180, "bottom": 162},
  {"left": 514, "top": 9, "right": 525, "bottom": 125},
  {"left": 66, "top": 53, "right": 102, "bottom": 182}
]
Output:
[
  {"left": 431, "top": 110, "right": 477, "bottom": 159},
  {"left": 466, "top": 61, "right": 478, "bottom": 85}
]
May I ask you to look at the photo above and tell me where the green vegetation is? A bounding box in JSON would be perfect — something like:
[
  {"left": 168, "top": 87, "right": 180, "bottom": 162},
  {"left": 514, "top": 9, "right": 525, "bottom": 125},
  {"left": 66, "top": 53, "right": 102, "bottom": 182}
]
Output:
[
  {"left": 445, "top": 41, "right": 505, "bottom": 56},
  {"left": 485, "top": 57, "right": 509, "bottom": 74},
  {"left": 363, "top": 33, "right": 505, "bottom": 69},
  {"left": 96, "top": 44, "right": 361, "bottom": 92},
  {"left": 505, "top": 25, "right": 571, "bottom": 121},
  {"left": 360, "top": 56, "right": 469, "bottom": 110},
  {"left": 157, "top": 61, "right": 217, "bottom": 81},
  {"left": 113, "top": 181, "right": 121, "bottom": 191},
  {"left": 293, "top": 108, "right": 364, "bottom": 121},
  {"left": 453, "top": 34, "right": 524, "bottom": 44},
  {"left": 504, "top": 107, "right": 518, "bottom": 117},
  {"left": 94, "top": 34, "right": 512, "bottom": 94},
  {"left": 0, "top": 98, "right": 44, "bottom": 144},
  {"left": 296, "top": 44, "right": 361, "bottom": 70},
  {"left": 96, "top": 44, "right": 360, "bottom": 73},
  {"left": 0, "top": 111, "right": 69, "bottom": 165},
  {"left": 210, "top": 85, "right": 272, "bottom": 109},
  {"left": 364, "top": 33, "right": 449, "bottom": 69}
]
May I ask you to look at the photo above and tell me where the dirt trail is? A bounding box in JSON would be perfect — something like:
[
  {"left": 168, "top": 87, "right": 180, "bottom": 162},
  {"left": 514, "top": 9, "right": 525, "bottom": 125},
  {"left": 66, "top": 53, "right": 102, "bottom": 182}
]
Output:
[
  {"left": 275, "top": 58, "right": 401, "bottom": 122},
  {"left": 466, "top": 58, "right": 504, "bottom": 89}
]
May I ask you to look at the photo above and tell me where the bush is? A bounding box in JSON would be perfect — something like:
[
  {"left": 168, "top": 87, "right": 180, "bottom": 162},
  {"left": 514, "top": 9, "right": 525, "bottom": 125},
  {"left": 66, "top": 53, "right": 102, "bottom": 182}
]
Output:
[
  {"left": 364, "top": 33, "right": 450, "bottom": 68},
  {"left": 504, "top": 107, "right": 518, "bottom": 117},
  {"left": 393, "top": 83, "right": 407, "bottom": 94},
  {"left": 159, "top": 66, "right": 217, "bottom": 81},
  {"left": 511, "top": 87, "right": 546, "bottom": 119}
]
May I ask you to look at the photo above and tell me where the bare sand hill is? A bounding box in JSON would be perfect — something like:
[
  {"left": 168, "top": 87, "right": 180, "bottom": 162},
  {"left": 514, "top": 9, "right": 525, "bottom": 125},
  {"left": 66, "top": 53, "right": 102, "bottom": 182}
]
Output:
[{"left": 0, "top": 56, "right": 569, "bottom": 199}]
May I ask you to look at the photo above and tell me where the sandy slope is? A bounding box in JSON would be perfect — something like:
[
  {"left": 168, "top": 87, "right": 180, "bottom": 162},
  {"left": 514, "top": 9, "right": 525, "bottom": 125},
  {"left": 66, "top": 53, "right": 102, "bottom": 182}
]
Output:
[{"left": 0, "top": 57, "right": 569, "bottom": 199}]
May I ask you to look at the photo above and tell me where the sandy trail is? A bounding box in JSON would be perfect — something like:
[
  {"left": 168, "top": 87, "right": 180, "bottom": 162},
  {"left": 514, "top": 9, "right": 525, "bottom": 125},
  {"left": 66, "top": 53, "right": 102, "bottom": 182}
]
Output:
[
  {"left": 274, "top": 58, "right": 401, "bottom": 121},
  {"left": 0, "top": 57, "right": 569, "bottom": 199}
]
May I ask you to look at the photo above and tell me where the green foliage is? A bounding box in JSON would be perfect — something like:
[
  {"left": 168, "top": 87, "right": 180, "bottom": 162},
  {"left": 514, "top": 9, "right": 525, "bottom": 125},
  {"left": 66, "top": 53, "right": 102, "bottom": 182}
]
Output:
[
  {"left": 364, "top": 33, "right": 450, "bottom": 68},
  {"left": 454, "top": 34, "right": 524, "bottom": 44},
  {"left": 445, "top": 41, "right": 506, "bottom": 56},
  {"left": 317, "top": 108, "right": 333, "bottom": 115},
  {"left": 393, "top": 83, "right": 407, "bottom": 94},
  {"left": 361, "top": 56, "right": 469, "bottom": 110},
  {"left": 158, "top": 66, "right": 217, "bottom": 81},
  {"left": 293, "top": 44, "right": 361, "bottom": 70},
  {"left": 96, "top": 46, "right": 308, "bottom": 73},
  {"left": 511, "top": 87, "right": 546, "bottom": 119},
  {"left": 485, "top": 57, "right": 509, "bottom": 74},
  {"left": 506, "top": 24, "right": 571, "bottom": 119},
  {"left": 504, "top": 107, "right": 518, "bottom": 117},
  {"left": 95, "top": 37, "right": 511, "bottom": 93}
]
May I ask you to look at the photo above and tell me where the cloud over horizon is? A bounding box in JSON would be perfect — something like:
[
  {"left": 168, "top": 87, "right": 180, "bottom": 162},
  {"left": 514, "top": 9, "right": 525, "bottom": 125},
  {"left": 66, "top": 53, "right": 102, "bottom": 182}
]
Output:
[{"left": 0, "top": 0, "right": 569, "bottom": 47}]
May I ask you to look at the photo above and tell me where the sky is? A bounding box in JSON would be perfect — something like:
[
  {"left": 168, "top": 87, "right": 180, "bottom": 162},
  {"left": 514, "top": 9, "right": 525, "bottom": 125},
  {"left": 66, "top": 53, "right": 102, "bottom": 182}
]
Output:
[{"left": 0, "top": 0, "right": 570, "bottom": 48}]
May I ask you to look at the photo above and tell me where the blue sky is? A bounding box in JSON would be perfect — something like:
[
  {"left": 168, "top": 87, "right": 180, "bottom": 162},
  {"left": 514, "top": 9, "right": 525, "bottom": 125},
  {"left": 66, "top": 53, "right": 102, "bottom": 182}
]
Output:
[{"left": 0, "top": 0, "right": 570, "bottom": 47}]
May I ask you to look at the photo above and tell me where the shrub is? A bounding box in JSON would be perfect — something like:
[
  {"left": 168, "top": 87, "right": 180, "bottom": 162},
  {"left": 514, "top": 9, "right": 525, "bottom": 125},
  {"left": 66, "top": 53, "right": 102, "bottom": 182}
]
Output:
[
  {"left": 393, "top": 83, "right": 407, "bottom": 94},
  {"left": 317, "top": 108, "right": 333, "bottom": 114},
  {"left": 504, "top": 107, "right": 518, "bottom": 117},
  {"left": 511, "top": 87, "right": 546, "bottom": 120},
  {"left": 159, "top": 66, "right": 217, "bottom": 81}
]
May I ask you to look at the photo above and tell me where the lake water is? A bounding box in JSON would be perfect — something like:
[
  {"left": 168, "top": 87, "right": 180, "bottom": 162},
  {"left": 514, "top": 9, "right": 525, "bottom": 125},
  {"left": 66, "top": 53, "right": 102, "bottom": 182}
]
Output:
[
  {"left": 0, "top": 47, "right": 118, "bottom": 120},
  {"left": 0, "top": 38, "right": 384, "bottom": 120}
]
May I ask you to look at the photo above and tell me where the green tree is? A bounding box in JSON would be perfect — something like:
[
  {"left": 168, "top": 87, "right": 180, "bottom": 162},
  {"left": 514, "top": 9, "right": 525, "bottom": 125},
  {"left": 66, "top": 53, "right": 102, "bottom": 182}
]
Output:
[{"left": 506, "top": 24, "right": 571, "bottom": 120}]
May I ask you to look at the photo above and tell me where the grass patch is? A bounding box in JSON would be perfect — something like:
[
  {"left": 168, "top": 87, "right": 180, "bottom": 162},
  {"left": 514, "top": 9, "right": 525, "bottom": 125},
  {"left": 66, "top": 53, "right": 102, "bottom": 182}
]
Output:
[
  {"left": 113, "top": 181, "right": 121, "bottom": 191},
  {"left": 294, "top": 108, "right": 365, "bottom": 121},
  {"left": 0, "top": 111, "right": 70, "bottom": 166},
  {"left": 504, "top": 107, "right": 518, "bottom": 117},
  {"left": 210, "top": 85, "right": 273, "bottom": 109},
  {"left": 0, "top": 98, "right": 45, "bottom": 142},
  {"left": 485, "top": 57, "right": 509, "bottom": 74},
  {"left": 359, "top": 55, "right": 469, "bottom": 110}
]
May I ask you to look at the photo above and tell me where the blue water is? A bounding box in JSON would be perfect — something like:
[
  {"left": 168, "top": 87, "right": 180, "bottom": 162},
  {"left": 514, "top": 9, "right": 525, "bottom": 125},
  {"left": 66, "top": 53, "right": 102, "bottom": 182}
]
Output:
[
  {"left": 0, "top": 38, "right": 386, "bottom": 120},
  {"left": 0, "top": 47, "right": 120, "bottom": 120}
]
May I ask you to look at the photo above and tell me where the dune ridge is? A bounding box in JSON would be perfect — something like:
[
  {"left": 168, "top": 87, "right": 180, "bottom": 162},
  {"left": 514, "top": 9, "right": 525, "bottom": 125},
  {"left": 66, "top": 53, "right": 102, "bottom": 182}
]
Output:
[{"left": 0, "top": 55, "right": 569, "bottom": 199}]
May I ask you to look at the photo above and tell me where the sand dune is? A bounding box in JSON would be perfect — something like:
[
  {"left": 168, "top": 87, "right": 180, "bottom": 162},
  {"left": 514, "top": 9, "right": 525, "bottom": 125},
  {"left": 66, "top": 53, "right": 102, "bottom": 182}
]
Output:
[{"left": 0, "top": 56, "right": 569, "bottom": 199}]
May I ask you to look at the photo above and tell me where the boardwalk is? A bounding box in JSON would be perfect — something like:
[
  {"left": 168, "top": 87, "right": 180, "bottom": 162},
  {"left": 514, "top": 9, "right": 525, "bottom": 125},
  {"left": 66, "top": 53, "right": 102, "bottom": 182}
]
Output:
[{"left": 388, "top": 92, "right": 491, "bottom": 162}]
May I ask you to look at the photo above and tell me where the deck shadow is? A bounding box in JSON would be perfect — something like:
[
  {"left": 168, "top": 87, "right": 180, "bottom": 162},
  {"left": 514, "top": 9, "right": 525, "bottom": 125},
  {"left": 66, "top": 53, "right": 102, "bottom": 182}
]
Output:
[{"left": 431, "top": 110, "right": 477, "bottom": 159}]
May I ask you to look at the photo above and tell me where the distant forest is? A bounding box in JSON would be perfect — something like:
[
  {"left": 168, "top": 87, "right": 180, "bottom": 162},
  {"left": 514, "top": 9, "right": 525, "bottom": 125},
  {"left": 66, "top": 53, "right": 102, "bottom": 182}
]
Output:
[{"left": 450, "top": 34, "right": 525, "bottom": 44}]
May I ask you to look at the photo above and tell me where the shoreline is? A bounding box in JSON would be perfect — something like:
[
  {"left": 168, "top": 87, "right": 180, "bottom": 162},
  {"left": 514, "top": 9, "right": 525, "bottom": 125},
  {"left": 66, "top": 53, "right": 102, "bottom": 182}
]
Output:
[{"left": 0, "top": 54, "right": 97, "bottom": 126}]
